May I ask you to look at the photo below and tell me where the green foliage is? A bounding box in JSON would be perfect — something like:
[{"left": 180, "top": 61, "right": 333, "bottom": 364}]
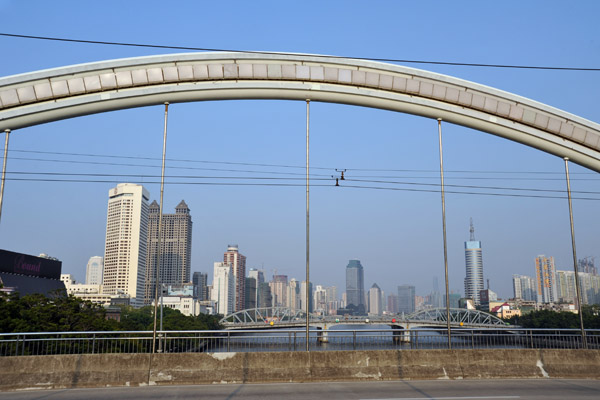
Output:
[
  {"left": 119, "top": 306, "right": 222, "bottom": 331},
  {"left": 504, "top": 305, "right": 600, "bottom": 329},
  {"left": 0, "top": 291, "right": 118, "bottom": 333},
  {"left": 0, "top": 291, "right": 223, "bottom": 333}
]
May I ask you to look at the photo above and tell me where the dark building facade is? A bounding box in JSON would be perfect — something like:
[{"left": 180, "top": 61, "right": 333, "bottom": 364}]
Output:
[
  {"left": 345, "top": 259, "right": 365, "bottom": 314},
  {"left": 145, "top": 200, "right": 192, "bottom": 305},
  {"left": 0, "top": 249, "right": 65, "bottom": 296}
]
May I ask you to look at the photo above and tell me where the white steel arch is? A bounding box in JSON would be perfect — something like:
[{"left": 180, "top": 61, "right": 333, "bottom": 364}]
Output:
[{"left": 1, "top": 52, "right": 600, "bottom": 170}]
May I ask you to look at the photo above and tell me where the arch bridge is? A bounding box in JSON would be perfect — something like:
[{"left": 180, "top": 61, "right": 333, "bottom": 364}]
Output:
[
  {"left": 220, "top": 307, "right": 508, "bottom": 330},
  {"left": 1, "top": 52, "right": 600, "bottom": 171}
]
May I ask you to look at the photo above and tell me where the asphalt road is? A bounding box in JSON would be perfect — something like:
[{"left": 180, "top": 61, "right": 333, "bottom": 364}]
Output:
[{"left": 1, "top": 379, "right": 600, "bottom": 400}]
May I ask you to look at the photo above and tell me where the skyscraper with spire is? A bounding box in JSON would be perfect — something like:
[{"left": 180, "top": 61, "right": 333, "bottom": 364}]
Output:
[
  {"left": 464, "top": 218, "right": 484, "bottom": 305},
  {"left": 144, "top": 200, "right": 192, "bottom": 304}
]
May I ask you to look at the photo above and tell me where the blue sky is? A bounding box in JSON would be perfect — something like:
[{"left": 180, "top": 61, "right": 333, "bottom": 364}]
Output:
[{"left": 0, "top": 1, "right": 599, "bottom": 300}]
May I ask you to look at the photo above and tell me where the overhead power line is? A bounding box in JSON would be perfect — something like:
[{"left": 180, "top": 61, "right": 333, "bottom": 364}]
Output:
[
  {"left": 2, "top": 148, "right": 596, "bottom": 176},
  {"left": 5, "top": 171, "right": 600, "bottom": 196},
  {"left": 4, "top": 175, "right": 600, "bottom": 201},
  {"left": 1, "top": 32, "right": 598, "bottom": 71},
  {"left": 4, "top": 177, "right": 599, "bottom": 200},
  {"left": 7, "top": 155, "right": 599, "bottom": 182}
]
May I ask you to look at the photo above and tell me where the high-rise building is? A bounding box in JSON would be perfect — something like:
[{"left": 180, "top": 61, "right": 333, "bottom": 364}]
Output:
[
  {"left": 535, "top": 255, "right": 558, "bottom": 304},
  {"left": 387, "top": 294, "right": 398, "bottom": 314},
  {"left": 368, "top": 283, "right": 382, "bottom": 315},
  {"left": 193, "top": 271, "right": 208, "bottom": 300},
  {"left": 346, "top": 259, "right": 365, "bottom": 312},
  {"left": 579, "top": 258, "right": 598, "bottom": 276},
  {"left": 512, "top": 274, "right": 537, "bottom": 301},
  {"left": 244, "top": 277, "right": 257, "bottom": 310},
  {"left": 325, "top": 286, "right": 338, "bottom": 315},
  {"left": 555, "top": 270, "right": 600, "bottom": 306},
  {"left": 397, "top": 284, "right": 415, "bottom": 314},
  {"left": 464, "top": 219, "right": 484, "bottom": 305},
  {"left": 269, "top": 275, "right": 288, "bottom": 307},
  {"left": 313, "top": 285, "right": 327, "bottom": 314},
  {"left": 429, "top": 277, "right": 442, "bottom": 308},
  {"left": 249, "top": 268, "right": 265, "bottom": 308},
  {"left": 287, "top": 278, "right": 301, "bottom": 310},
  {"left": 211, "top": 262, "right": 235, "bottom": 315},
  {"left": 145, "top": 200, "right": 192, "bottom": 305},
  {"left": 446, "top": 292, "right": 461, "bottom": 308},
  {"left": 300, "top": 281, "right": 313, "bottom": 313},
  {"left": 224, "top": 245, "right": 246, "bottom": 312},
  {"left": 257, "top": 282, "right": 273, "bottom": 308},
  {"left": 103, "top": 183, "right": 149, "bottom": 307},
  {"left": 85, "top": 256, "right": 104, "bottom": 285}
]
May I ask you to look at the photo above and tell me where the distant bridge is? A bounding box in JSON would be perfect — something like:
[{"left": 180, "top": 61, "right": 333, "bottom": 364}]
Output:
[{"left": 220, "top": 307, "right": 509, "bottom": 330}]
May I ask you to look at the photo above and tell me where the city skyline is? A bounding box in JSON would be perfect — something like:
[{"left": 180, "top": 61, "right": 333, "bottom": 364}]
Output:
[{"left": 1, "top": 2, "right": 599, "bottom": 301}]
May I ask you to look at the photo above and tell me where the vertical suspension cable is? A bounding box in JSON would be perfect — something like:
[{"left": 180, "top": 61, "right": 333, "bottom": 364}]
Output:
[
  {"left": 438, "top": 119, "right": 452, "bottom": 349},
  {"left": 564, "top": 157, "right": 587, "bottom": 349},
  {"left": 152, "top": 103, "right": 169, "bottom": 354},
  {"left": 0, "top": 129, "right": 11, "bottom": 226},
  {"left": 305, "top": 99, "right": 310, "bottom": 352}
]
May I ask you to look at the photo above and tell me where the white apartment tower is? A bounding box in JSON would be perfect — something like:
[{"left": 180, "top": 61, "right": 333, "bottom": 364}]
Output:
[
  {"left": 512, "top": 274, "right": 537, "bottom": 301},
  {"left": 464, "top": 219, "right": 484, "bottom": 305},
  {"left": 212, "top": 262, "right": 235, "bottom": 315},
  {"left": 224, "top": 245, "right": 246, "bottom": 312},
  {"left": 270, "top": 275, "right": 288, "bottom": 308},
  {"left": 85, "top": 256, "right": 104, "bottom": 285},
  {"left": 369, "top": 283, "right": 383, "bottom": 316},
  {"left": 103, "top": 183, "right": 149, "bottom": 307},
  {"left": 287, "top": 279, "right": 300, "bottom": 310},
  {"left": 144, "top": 200, "right": 192, "bottom": 304}
]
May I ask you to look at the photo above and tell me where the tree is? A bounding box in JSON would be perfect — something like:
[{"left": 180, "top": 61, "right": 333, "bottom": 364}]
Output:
[
  {"left": 0, "top": 291, "right": 118, "bottom": 333},
  {"left": 0, "top": 291, "right": 222, "bottom": 333},
  {"left": 504, "top": 306, "right": 600, "bottom": 329}
]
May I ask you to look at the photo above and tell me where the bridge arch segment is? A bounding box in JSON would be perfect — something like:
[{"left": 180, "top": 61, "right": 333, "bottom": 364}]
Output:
[
  {"left": 407, "top": 308, "right": 507, "bottom": 326},
  {"left": 1, "top": 52, "right": 600, "bottom": 170},
  {"left": 219, "top": 307, "right": 323, "bottom": 325}
]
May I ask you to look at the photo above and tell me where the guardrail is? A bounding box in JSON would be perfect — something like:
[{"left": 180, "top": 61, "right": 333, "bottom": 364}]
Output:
[{"left": 1, "top": 328, "right": 598, "bottom": 356}]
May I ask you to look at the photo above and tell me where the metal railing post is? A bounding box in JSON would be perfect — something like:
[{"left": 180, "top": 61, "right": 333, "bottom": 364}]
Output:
[
  {"left": 227, "top": 331, "right": 231, "bottom": 352},
  {"left": 529, "top": 330, "right": 534, "bottom": 349},
  {"left": 353, "top": 331, "right": 357, "bottom": 350}
]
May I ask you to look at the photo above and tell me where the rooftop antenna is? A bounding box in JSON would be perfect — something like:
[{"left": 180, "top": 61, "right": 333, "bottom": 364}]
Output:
[{"left": 470, "top": 217, "right": 475, "bottom": 241}]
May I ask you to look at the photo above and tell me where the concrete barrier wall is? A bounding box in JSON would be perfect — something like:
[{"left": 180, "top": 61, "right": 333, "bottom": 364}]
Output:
[{"left": 1, "top": 349, "right": 599, "bottom": 391}]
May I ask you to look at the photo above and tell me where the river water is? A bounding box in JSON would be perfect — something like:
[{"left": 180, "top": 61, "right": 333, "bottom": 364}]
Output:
[{"left": 196, "top": 324, "right": 517, "bottom": 353}]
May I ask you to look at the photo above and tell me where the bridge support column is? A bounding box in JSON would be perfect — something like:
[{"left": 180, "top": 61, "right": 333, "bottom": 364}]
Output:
[
  {"left": 317, "top": 326, "right": 329, "bottom": 344},
  {"left": 391, "top": 325, "right": 410, "bottom": 344}
]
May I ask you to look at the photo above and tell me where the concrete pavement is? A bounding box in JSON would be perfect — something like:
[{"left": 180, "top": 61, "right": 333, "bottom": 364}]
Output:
[{"left": 1, "top": 379, "right": 600, "bottom": 400}]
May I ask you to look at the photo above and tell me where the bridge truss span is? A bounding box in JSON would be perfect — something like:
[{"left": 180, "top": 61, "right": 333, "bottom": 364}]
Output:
[
  {"left": 220, "top": 306, "right": 324, "bottom": 326},
  {"left": 406, "top": 308, "right": 507, "bottom": 327},
  {"left": 221, "top": 307, "right": 509, "bottom": 329}
]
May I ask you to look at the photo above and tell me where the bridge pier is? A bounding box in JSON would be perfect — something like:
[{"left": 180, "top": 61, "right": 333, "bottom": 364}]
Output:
[
  {"left": 391, "top": 325, "right": 411, "bottom": 345},
  {"left": 317, "top": 325, "right": 329, "bottom": 344}
]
